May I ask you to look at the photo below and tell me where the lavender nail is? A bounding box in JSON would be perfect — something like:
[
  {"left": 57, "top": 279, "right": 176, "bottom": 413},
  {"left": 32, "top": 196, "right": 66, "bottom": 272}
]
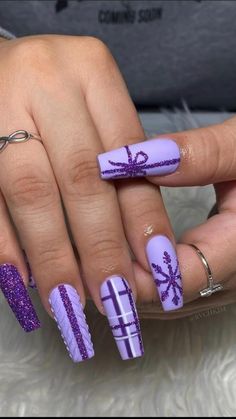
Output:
[
  {"left": 49, "top": 284, "right": 94, "bottom": 363},
  {"left": 0, "top": 264, "right": 41, "bottom": 332},
  {"left": 100, "top": 276, "right": 144, "bottom": 361},
  {"left": 97, "top": 138, "right": 180, "bottom": 180},
  {"left": 146, "top": 236, "right": 183, "bottom": 311}
]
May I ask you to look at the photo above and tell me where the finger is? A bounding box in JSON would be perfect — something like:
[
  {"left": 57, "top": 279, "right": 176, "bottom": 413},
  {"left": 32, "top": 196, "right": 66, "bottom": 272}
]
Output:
[
  {"left": 134, "top": 180, "right": 236, "bottom": 309},
  {"left": 0, "top": 116, "right": 94, "bottom": 363},
  {"left": 84, "top": 46, "right": 183, "bottom": 311},
  {"left": 98, "top": 117, "right": 236, "bottom": 186},
  {"left": 32, "top": 87, "right": 144, "bottom": 360},
  {"left": 0, "top": 190, "right": 40, "bottom": 332}
]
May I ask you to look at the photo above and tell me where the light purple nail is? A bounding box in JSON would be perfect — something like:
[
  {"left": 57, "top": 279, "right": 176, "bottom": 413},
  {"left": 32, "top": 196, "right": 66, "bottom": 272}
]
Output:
[
  {"left": 146, "top": 236, "right": 183, "bottom": 312},
  {"left": 49, "top": 284, "right": 94, "bottom": 363},
  {"left": 100, "top": 276, "right": 144, "bottom": 361},
  {"left": 97, "top": 138, "right": 180, "bottom": 180},
  {"left": 0, "top": 264, "right": 41, "bottom": 332}
]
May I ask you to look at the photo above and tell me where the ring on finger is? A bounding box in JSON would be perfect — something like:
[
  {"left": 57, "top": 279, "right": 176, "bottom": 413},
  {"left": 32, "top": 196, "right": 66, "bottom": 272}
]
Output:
[{"left": 189, "top": 244, "right": 223, "bottom": 297}]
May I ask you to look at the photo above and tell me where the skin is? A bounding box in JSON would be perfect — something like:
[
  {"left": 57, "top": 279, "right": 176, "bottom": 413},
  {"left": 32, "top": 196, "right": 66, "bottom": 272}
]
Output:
[
  {"left": 0, "top": 34, "right": 235, "bottom": 320},
  {"left": 0, "top": 34, "right": 174, "bottom": 317}
]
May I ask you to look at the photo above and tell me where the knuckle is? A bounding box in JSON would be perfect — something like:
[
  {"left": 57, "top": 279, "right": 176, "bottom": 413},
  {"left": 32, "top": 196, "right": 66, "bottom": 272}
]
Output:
[
  {"left": 89, "top": 237, "right": 124, "bottom": 262},
  {"left": 77, "top": 37, "right": 114, "bottom": 83},
  {"left": 12, "top": 38, "right": 53, "bottom": 65},
  {"left": 10, "top": 38, "right": 58, "bottom": 85},
  {"left": 63, "top": 149, "right": 103, "bottom": 198},
  {"left": 9, "top": 169, "right": 56, "bottom": 209},
  {"left": 198, "top": 127, "right": 222, "bottom": 184},
  {"left": 83, "top": 36, "right": 111, "bottom": 61},
  {"left": 37, "top": 243, "right": 68, "bottom": 268}
]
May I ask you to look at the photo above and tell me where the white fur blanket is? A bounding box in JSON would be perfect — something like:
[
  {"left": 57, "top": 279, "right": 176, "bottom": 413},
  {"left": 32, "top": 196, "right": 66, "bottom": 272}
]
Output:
[{"left": 0, "top": 109, "right": 234, "bottom": 417}]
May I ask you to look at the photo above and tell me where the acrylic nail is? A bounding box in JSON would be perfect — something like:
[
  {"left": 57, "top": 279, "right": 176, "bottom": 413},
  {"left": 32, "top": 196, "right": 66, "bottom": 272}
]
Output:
[
  {"left": 49, "top": 284, "right": 94, "bottom": 363},
  {"left": 0, "top": 264, "right": 41, "bottom": 332},
  {"left": 146, "top": 235, "right": 183, "bottom": 311},
  {"left": 97, "top": 138, "right": 180, "bottom": 180},
  {"left": 100, "top": 276, "right": 144, "bottom": 360}
]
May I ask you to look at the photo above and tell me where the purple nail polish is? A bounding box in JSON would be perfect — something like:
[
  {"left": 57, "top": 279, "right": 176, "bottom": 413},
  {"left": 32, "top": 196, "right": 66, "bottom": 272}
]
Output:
[
  {"left": 97, "top": 138, "right": 180, "bottom": 180},
  {"left": 49, "top": 284, "right": 94, "bottom": 363},
  {"left": 100, "top": 276, "right": 144, "bottom": 361},
  {"left": 146, "top": 236, "right": 183, "bottom": 311},
  {"left": 0, "top": 264, "right": 41, "bottom": 332}
]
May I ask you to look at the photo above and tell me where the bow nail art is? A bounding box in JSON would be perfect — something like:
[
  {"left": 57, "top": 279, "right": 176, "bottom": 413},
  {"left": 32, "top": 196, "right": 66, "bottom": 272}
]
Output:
[{"left": 98, "top": 138, "right": 180, "bottom": 180}]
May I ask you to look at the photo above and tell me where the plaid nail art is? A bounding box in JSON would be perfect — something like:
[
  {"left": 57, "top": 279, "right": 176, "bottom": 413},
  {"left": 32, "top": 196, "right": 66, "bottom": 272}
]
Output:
[{"left": 101, "top": 276, "right": 144, "bottom": 360}]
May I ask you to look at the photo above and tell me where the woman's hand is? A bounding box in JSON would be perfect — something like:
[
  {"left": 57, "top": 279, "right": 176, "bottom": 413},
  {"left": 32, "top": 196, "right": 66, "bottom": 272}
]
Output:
[
  {"left": 98, "top": 117, "right": 236, "bottom": 318},
  {"left": 0, "top": 34, "right": 181, "bottom": 361}
]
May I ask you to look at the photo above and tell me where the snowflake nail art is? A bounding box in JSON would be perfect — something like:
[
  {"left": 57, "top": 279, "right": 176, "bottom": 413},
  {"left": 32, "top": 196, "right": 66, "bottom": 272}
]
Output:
[
  {"left": 152, "top": 251, "right": 183, "bottom": 307},
  {"left": 146, "top": 235, "right": 184, "bottom": 311}
]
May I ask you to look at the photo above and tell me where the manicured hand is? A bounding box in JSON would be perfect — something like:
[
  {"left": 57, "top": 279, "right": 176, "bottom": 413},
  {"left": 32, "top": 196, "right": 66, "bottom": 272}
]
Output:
[
  {"left": 98, "top": 118, "right": 236, "bottom": 317},
  {"left": 0, "top": 35, "right": 181, "bottom": 361}
]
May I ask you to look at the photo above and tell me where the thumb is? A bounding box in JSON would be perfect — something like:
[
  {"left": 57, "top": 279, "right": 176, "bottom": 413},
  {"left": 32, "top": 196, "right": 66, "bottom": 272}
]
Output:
[{"left": 97, "top": 118, "right": 236, "bottom": 186}]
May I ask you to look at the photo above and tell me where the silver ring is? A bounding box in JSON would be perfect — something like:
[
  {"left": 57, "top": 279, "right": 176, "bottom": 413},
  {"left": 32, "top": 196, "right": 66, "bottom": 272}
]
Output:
[
  {"left": 0, "top": 130, "right": 42, "bottom": 153},
  {"left": 189, "top": 244, "right": 223, "bottom": 297}
]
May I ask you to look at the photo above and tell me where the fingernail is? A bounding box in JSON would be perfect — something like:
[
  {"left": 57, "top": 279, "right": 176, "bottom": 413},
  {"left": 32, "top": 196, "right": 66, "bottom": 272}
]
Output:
[
  {"left": 100, "top": 276, "right": 144, "bottom": 361},
  {"left": 49, "top": 284, "right": 94, "bottom": 363},
  {"left": 146, "top": 236, "right": 183, "bottom": 311},
  {"left": 97, "top": 138, "right": 180, "bottom": 180},
  {"left": 0, "top": 264, "right": 41, "bottom": 332}
]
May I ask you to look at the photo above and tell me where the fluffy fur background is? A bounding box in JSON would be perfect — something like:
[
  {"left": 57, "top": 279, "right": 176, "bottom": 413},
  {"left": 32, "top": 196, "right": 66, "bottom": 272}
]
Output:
[{"left": 0, "top": 109, "right": 234, "bottom": 417}]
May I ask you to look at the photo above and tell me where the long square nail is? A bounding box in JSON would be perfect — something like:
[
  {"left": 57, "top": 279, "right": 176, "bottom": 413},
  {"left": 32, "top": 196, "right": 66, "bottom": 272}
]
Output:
[
  {"left": 0, "top": 264, "right": 41, "bottom": 332},
  {"left": 100, "top": 276, "right": 144, "bottom": 360},
  {"left": 146, "top": 236, "right": 183, "bottom": 311},
  {"left": 49, "top": 284, "right": 94, "bottom": 363},
  {"left": 98, "top": 138, "right": 180, "bottom": 179}
]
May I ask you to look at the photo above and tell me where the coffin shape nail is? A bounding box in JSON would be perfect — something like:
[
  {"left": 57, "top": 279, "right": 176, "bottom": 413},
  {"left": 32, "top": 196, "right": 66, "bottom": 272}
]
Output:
[
  {"left": 101, "top": 276, "right": 144, "bottom": 360},
  {"left": 98, "top": 138, "right": 180, "bottom": 180},
  {"left": 49, "top": 284, "right": 94, "bottom": 363},
  {"left": 0, "top": 264, "right": 41, "bottom": 332},
  {"left": 146, "top": 236, "right": 184, "bottom": 311}
]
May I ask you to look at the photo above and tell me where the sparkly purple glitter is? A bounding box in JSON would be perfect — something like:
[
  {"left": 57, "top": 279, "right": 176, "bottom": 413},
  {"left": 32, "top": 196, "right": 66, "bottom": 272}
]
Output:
[
  {"left": 0, "top": 264, "right": 41, "bottom": 332},
  {"left": 152, "top": 252, "right": 183, "bottom": 306},
  {"left": 58, "top": 285, "right": 88, "bottom": 360},
  {"left": 101, "top": 145, "right": 180, "bottom": 178}
]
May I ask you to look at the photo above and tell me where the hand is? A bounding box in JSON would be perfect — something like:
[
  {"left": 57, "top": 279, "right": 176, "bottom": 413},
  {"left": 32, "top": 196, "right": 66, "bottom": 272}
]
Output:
[
  {"left": 0, "top": 35, "right": 181, "bottom": 361},
  {"left": 98, "top": 117, "right": 236, "bottom": 318}
]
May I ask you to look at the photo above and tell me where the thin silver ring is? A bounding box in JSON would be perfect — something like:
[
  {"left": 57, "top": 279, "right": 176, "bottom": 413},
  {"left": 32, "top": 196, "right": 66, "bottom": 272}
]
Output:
[
  {"left": 189, "top": 244, "right": 223, "bottom": 297},
  {"left": 0, "top": 130, "right": 42, "bottom": 153}
]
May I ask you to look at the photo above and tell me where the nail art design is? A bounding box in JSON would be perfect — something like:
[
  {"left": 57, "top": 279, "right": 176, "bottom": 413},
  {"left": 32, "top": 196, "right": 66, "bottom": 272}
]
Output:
[
  {"left": 97, "top": 139, "right": 180, "bottom": 180},
  {"left": 101, "top": 276, "right": 144, "bottom": 360},
  {"left": 49, "top": 284, "right": 94, "bottom": 363},
  {"left": 146, "top": 236, "right": 183, "bottom": 311},
  {"left": 0, "top": 264, "right": 41, "bottom": 332}
]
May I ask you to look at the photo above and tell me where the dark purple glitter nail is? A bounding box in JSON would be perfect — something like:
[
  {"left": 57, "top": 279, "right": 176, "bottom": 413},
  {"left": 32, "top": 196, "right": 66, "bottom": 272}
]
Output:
[{"left": 0, "top": 264, "right": 41, "bottom": 332}]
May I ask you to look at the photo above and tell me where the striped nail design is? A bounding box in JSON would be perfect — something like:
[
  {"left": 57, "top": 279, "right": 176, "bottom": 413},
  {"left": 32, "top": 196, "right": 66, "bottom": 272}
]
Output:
[
  {"left": 0, "top": 264, "right": 41, "bottom": 332},
  {"left": 101, "top": 276, "right": 144, "bottom": 360},
  {"left": 146, "top": 235, "right": 183, "bottom": 311},
  {"left": 97, "top": 138, "right": 180, "bottom": 180},
  {"left": 49, "top": 284, "right": 94, "bottom": 363}
]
